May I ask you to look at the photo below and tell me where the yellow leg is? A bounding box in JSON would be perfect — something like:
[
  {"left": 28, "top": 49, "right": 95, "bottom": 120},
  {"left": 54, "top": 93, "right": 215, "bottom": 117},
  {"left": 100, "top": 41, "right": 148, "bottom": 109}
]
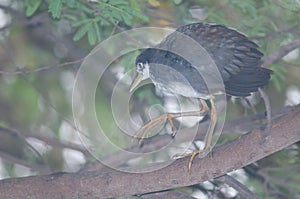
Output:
[
  {"left": 134, "top": 99, "right": 209, "bottom": 144},
  {"left": 175, "top": 98, "right": 217, "bottom": 174}
]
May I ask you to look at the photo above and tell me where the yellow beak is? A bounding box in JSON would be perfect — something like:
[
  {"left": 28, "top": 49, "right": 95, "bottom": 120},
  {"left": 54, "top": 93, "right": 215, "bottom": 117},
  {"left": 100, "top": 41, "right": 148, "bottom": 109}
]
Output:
[{"left": 129, "top": 73, "right": 143, "bottom": 92}]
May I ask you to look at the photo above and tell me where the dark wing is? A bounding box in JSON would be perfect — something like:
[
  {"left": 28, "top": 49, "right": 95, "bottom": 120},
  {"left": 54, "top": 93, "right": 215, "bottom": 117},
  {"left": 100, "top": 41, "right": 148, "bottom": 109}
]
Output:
[{"left": 175, "top": 23, "right": 272, "bottom": 96}]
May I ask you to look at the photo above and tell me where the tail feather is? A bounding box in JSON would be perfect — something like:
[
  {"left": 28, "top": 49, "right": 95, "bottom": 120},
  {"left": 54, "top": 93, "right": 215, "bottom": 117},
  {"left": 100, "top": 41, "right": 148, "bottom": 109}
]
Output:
[{"left": 225, "top": 67, "right": 272, "bottom": 96}]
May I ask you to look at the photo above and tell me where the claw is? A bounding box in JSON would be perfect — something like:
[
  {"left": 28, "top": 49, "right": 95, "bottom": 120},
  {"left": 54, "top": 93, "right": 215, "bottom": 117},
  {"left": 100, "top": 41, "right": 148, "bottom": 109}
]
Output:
[
  {"left": 167, "top": 114, "right": 176, "bottom": 136},
  {"left": 174, "top": 149, "right": 203, "bottom": 174},
  {"left": 173, "top": 147, "right": 212, "bottom": 174},
  {"left": 188, "top": 150, "right": 201, "bottom": 174}
]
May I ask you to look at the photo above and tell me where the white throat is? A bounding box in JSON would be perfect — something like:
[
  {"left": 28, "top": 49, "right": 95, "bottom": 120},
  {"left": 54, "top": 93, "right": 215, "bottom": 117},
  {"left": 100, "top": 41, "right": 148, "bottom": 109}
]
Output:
[{"left": 141, "top": 62, "right": 150, "bottom": 80}]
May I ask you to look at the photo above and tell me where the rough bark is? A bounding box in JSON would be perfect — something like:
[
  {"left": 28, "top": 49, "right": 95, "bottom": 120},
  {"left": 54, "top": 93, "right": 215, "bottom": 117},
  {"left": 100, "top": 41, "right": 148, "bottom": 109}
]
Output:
[{"left": 0, "top": 105, "right": 300, "bottom": 199}]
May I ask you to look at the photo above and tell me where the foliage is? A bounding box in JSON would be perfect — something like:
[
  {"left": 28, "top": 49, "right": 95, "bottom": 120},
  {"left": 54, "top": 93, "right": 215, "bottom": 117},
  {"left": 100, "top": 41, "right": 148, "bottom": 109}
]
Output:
[
  {"left": 270, "top": 65, "right": 287, "bottom": 92},
  {"left": 23, "top": 0, "right": 148, "bottom": 45}
]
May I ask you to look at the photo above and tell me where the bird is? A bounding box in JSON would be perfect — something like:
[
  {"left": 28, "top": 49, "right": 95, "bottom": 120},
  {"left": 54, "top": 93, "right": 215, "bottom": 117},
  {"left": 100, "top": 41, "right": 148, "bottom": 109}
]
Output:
[{"left": 129, "top": 23, "right": 273, "bottom": 172}]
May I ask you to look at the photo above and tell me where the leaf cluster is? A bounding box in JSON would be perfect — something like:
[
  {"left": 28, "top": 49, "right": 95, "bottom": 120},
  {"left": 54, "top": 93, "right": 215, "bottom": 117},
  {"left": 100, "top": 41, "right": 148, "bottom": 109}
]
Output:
[{"left": 23, "top": 0, "right": 148, "bottom": 45}]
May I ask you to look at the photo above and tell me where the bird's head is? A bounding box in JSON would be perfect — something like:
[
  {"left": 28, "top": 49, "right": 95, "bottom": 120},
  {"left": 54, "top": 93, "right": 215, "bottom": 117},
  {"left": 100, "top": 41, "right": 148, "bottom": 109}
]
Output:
[{"left": 129, "top": 49, "right": 151, "bottom": 92}]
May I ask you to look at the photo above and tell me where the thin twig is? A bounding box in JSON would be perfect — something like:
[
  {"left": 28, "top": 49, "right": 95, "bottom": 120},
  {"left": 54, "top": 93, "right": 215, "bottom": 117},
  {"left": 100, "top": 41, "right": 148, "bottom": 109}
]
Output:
[
  {"left": 141, "top": 190, "right": 196, "bottom": 199},
  {"left": 0, "top": 4, "right": 23, "bottom": 17},
  {"left": 0, "top": 125, "right": 90, "bottom": 157},
  {"left": 217, "top": 174, "right": 258, "bottom": 199},
  {"left": 0, "top": 58, "right": 84, "bottom": 75},
  {"left": 0, "top": 151, "right": 49, "bottom": 173},
  {"left": 0, "top": 126, "right": 47, "bottom": 167},
  {"left": 262, "top": 38, "right": 300, "bottom": 68},
  {"left": 251, "top": 23, "right": 300, "bottom": 40}
]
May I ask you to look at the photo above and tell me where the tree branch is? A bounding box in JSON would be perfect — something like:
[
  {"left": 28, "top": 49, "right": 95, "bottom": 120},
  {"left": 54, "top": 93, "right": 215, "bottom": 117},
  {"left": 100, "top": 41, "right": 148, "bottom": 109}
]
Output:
[
  {"left": 81, "top": 105, "right": 294, "bottom": 173},
  {"left": 0, "top": 151, "right": 49, "bottom": 173},
  {"left": 0, "top": 105, "right": 299, "bottom": 198},
  {"left": 217, "top": 174, "right": 257, "bottom": 199},
  {"left": 141, "top": 190, "right": 196, "bottom": 199},
  {"left": 262, "top": 38, "right": 300, "bottom": 67}
]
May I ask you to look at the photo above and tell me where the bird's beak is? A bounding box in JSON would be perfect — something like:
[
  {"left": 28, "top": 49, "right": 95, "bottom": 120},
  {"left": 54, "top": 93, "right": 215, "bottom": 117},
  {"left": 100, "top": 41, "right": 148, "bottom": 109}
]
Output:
[{"left": 129, "top": 73, "right": 143, "bottom": 92}]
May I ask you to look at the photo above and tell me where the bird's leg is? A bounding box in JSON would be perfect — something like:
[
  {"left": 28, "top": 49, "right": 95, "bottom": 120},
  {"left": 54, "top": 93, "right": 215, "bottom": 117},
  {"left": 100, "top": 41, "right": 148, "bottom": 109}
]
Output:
[
  {"left": 174, "top": 98, "right": 217, "bottom": 173},
  {"left": 258, "top": 88, "right": 272, "bottom": 139},
  {"left": 243, "top": 97, "right": 257, "bottom": 115},
  {"left": 134, "top": 99, "right": 209, "bottom": 144}
]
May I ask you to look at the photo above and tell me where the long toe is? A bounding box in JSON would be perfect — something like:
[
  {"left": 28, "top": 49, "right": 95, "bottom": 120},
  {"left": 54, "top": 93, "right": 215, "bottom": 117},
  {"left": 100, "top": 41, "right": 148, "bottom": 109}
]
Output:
[{"left": 134, "top": 114, "right": 170, "bottom": 144}]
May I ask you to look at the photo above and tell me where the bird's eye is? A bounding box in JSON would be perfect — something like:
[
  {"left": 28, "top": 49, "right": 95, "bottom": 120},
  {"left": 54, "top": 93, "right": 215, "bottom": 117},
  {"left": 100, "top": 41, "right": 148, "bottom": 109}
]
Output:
[{"left": 136, "top": 62, "right": 144, "bottom": 71}]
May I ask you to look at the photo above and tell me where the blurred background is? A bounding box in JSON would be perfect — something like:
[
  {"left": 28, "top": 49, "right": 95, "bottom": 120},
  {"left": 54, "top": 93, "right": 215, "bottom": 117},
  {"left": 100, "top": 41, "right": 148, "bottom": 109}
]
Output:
[{"left": 0, "top": 0, "right": 300, "bottom": 198}]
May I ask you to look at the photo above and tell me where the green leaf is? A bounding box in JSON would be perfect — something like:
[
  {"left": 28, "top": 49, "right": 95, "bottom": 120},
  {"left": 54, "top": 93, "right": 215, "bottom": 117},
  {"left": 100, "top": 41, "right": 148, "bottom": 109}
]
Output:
[
  {"left": 87, "top": 25, "right": 97, "bottom": 45},
  {"left": 72, "top": 18, "right": 91, "bottom": 27},
  {"left": 229, "top": 0, "right": 257, "bottom": 18},
  {"left": 63, "top": 0, "right": 76, "bottom": 8},
  {"left": 73, "top": 23, "right": 91, "bottom": 41},
  {"left": 122, "top": 13, "right": 133, "bottom": 25},
  {"left": 174, "top": 0, "right": 183, "bottom": 5},
  {"left": 97, "top": 0, "right": 148, "bottom": 25},
  {"left": 24, "top": 0, "right": 41, "bottom": 17},
  {"left": 93, "top": 21, "right": 101, "bottom": 43},
  {"left": 269, "top": 65, "right": 287, "bottom": 92},
  {"left": 48, "top": 0, "right": 63, "bottom": 19},
  {"left": 277, "top": 0, "right": 300, "bottom": 11},
  {"left": 275, "top": 67, "right": 287, "bottom": 81},
  {"left": 273, "top": 76, "right": 282, "bottom": 92},
  {"left": 64, "top": 14, "right": 77, "bottom": 21}
]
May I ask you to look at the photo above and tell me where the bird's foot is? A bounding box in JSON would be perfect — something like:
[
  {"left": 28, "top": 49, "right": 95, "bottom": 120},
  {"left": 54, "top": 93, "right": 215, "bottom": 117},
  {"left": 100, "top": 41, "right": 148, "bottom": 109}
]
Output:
[
  {"left": 174, "top": 149, "right": 204, "bottom": 174},
  {"left": 133, "top": 113, "right": 179, "bottom": 144},
  {"left": 133, "top": 99, "right": 209, "bottom": 144},
  {"left": 174, "top": 145, "right": 212, "bottom": 174}
]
